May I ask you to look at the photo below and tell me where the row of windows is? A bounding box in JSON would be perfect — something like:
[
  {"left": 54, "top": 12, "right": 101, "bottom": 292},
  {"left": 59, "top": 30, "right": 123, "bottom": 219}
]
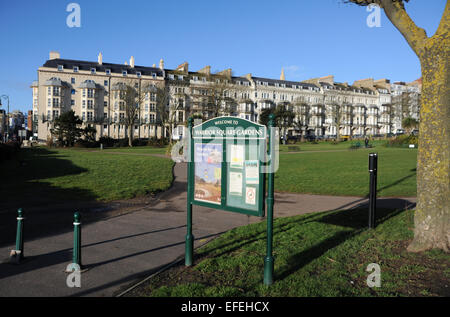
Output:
[{"left": 58, "top": 65, "right": 158, "bottom": 78}]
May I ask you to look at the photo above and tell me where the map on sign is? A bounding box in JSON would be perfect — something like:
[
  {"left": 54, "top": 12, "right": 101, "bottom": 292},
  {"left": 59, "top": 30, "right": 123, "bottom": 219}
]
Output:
[{"left": 190, "top": 117, "right": 267, "bottom": 217}]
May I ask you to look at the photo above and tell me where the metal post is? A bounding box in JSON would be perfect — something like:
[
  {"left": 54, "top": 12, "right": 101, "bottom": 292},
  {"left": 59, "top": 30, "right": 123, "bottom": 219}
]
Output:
[
  {"left": 368, "top": 153, "right": 378, "bottom": 229},
  {"left": 264, "top": 114, "right": 275, "bottom": 285},
  {"left": 185, "top": 117, "right": 194, "bottom": 266},
  {"left": 72, "top": 212, "right": 82, "bottom": 268},
  {"left": 10, "top": 208, "right": 25, "bottom": 262}
]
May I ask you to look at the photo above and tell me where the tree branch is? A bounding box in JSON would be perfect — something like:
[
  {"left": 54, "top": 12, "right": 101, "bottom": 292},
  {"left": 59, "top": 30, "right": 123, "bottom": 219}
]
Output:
[
  {"left": 379, "top": 0, "right": 429, "bottom": 57},
  {"left": 433, "top": 0, "right": 449, "bottom": 38}
]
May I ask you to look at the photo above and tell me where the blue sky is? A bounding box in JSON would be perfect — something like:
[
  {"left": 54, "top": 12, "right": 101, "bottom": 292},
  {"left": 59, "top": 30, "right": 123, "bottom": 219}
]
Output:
[{"left": 0, "top": 0, "right": 446, "bottom": 113}]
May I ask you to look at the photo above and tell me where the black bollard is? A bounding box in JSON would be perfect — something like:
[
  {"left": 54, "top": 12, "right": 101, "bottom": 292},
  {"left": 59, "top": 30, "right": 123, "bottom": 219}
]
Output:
[{"left": 368, "top": 153, "right": 378, "bottom": 229}]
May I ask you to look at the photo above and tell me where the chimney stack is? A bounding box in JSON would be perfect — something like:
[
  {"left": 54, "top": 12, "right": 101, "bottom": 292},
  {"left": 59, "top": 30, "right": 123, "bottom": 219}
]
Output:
[
  {"left": 49, "top": 51, "right": 60, "bottom": 60},
  {"left": 159, "top": 58, "right": 164, "bottom": 70},
  {"left": 130, "top": 56, "right": 135, "bottom": 68},
  {"left": 98, "top": 52, "right": 103, "bottom": 65}
]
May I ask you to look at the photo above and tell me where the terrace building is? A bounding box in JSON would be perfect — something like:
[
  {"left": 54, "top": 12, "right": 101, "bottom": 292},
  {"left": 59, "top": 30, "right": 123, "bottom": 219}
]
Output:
[{"left": 31, "top": 51, "right": 421, "bottom": 142}]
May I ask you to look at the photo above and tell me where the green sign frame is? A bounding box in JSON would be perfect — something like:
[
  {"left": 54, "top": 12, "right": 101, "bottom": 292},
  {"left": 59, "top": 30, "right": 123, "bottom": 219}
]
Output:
[{"left": 185, "top": 115, "right": 276, "bottom": 285}]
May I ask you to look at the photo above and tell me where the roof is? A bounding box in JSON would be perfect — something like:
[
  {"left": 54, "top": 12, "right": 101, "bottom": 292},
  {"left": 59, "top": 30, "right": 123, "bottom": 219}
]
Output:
[{"left": 42, "top": 58, "right": 164, "bottom": 77}]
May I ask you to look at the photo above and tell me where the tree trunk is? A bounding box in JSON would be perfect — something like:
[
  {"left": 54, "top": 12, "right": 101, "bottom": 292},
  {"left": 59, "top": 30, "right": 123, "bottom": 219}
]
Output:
[
  {"left": 128, "top": 125, "right": 133, "bottom": 147},
  {"left": 408, "top": 38, "right": 450, "bottom": 252}
]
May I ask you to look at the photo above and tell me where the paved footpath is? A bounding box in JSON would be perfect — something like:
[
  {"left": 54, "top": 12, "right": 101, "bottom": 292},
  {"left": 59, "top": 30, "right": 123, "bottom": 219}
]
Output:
[{"left": 0, "top": 162, "right": 415, "bottom": 297}]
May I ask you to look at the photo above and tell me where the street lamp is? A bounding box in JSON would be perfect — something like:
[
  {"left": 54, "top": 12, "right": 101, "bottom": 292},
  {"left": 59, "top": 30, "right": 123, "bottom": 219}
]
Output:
[{"left": 0, "top": 95, "right": 10, "bottom": 142}]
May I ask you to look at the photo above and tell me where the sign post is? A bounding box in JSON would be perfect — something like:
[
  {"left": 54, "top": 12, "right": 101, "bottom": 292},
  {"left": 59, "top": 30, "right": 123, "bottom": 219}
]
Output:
[
  {"left": 185, "top": 116, "right": 275, "bottom": 284},
  {"left": 185, "top": 117, "right": 194, "bottom": 266},
  {"left": 264, "top": 114, "right": 275, "bottom": 285}
]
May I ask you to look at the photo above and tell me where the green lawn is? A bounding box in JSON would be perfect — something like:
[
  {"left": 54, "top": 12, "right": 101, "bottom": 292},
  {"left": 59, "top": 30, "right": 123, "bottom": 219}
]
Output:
[
  {"left": 100, "top": 146, "right": 168, "bottom": 155},
  {"left": 130, "top": 208, "right": 449, "bottom": 297},
  {"left": 276, "top": 147, "right": 417, "bottom": 197},
  {"left": 0, "top": 147, "right": 174, "bottom": 206}
]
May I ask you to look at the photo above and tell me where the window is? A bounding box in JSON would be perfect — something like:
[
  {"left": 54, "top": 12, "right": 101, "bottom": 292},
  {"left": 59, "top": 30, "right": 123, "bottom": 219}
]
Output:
[
  {"left": 152, "top": 73, "right": 157, "bottom": 78},
  {"left": 53, "top": 86, "right": 60, "bottom": 96},
  {"left": 87, "top": 100, "right": 93, "bottom": 109},
  {"left": 71, "top": 78, "right": 76, "bottom": 84},
  {"left": 104, "top": 112, "right": 107, "bottom": 118},
  {"left": 73, "top": 66, "right": 79, "bottom": 72},
  {"left": 87, "top": 112, "right": 93, "bottom": 121},
  {"left": 47, "top": 110, "right": 51, "bottom": 120},
  {"left": 104, "top": 80, "right": 108, "bottom": 86},
  {"left": 82, "top": 112, "right": 86, "bottom": 120},
  {"left": 71, "top": 89, "right": 75, "bottom": 95},
  {"left": 47, "top": 98, "right": 51, "bottom": 107},
  {"left": 150, "top": 103, "right": 156, "bottom": 112},
  {"left": 87, "top": 89, "right": 94, "bottom": 98},
  {"left": 122, "top": 70, "right": 127, "bottom": 76},
  {"left": 71, "top": 100, "right": 75, "bottom": 106},
  {"left": 47, "top": 87, "right": 51, "bottom": 95},
  {"left": 150, "top": 114, "right": 155, "bottom": 123},
  {"left": 104, "top": 101, "right": 107, "bottom": 107},
  {"left": 58, "top": 65, "right": 63, "bottom": 71},
  {"left": 91, "top": 68, "right": 96, "bottom": 74},
  {"left": 105, "top": 69, "right": 111, "bottom": 75},
  {"left": 82, "top": 89, "right": 86, "bottom": 97},
  {"left": 136, "top": 72, "right": 141, "bottom": 77},
  {"left": 135, "top": 82, "right": 139, "bottom": 89}
]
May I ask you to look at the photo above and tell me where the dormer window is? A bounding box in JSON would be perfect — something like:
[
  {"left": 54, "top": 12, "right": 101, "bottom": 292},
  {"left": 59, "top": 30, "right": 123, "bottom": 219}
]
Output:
[
  {"left": 193, "top": 76, "right": 198, "bottom": 81},
  {"left": 73, "top": 66, "right": 79, "bottom": 72},
  {"left": 169, "top": 74, "right": 174, "bottom": 80},
  {"left": 136, "top": 71, "right": 142, "bottom": 77},
  {"left": 91, "top": 68, "right": 96, "bottom": 74},
  {"left": 57, "top": 65, "right": 64, "bottom": 71},
  {"left": 122, "top": 70, "right": 127, "bottom": 76},
  {"left": 152, "top": 72, "right": 157, "bottom": 78},
  {"left": 105, "top": 69, "right": 111, "bottom": 75}
]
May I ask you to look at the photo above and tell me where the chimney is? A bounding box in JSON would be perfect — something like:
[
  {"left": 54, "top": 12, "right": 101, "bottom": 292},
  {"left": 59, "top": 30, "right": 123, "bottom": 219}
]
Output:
[
  {"left": 49, "top": 51, "right": 60, "bottom": 60},
  {"left": 152, "top": 64, "right": 156, "bottom": 68},
  {"left": 130, "top": 56, "right": 135, "bottom": 68},
  {"left": 159, "top": 58, "right": 164, "bottom": 70},
  {"left": 98, "top": 52, "right": 103, "bottom": 65}
]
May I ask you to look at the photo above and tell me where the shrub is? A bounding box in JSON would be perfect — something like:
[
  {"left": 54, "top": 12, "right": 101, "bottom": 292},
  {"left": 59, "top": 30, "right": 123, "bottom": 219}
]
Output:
[
  {"left": 0, "top": 141, "right": 21, "bottom": 162},
  {"left": 98, "top": 136, "right": 115, "bottom": 148},
  {"left": 386, "top": 135, "right": 418, "bottom": 148}
]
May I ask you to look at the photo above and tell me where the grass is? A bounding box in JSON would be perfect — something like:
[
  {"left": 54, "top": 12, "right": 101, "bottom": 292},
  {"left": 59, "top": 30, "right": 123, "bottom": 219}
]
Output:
[
  {"left": 276, "top": 146, "right": 417, "bottom": 197},
  {"left": 129, "top": 208, "right": 449, "bottom": 297},
  {"left": 0, "top": 146, "right": 174, "bottom": 206}
]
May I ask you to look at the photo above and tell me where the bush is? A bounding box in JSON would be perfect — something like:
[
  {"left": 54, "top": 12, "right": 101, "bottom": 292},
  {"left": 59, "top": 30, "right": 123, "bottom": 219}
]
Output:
[
  {"left": 98, "top": 136, "right": 115, "bottom": 148},
  {"left": 0, "top": 141, "right": 21, "bottom": 162},
  {"left": 386, "top": 134, "right": 418, "bottom": 148}
]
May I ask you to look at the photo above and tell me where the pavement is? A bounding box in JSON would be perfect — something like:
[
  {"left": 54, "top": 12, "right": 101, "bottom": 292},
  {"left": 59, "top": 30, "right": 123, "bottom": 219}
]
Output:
[{"left": 0, "top": 162, "right": 416, "bottom": 297}]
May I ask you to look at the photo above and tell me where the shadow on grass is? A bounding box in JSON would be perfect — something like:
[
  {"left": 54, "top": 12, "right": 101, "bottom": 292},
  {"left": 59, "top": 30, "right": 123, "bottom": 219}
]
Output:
[
  {"left": 275, "top": 207, "right": 405, "bottom": 281},
  {"left": 0, "top": 147, "right": 100, "bottom": 247}
]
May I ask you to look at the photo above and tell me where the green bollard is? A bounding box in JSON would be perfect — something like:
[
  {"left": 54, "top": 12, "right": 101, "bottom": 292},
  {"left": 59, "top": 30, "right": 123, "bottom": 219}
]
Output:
[
  {"left": 70, "top": 212, "right": 82, "bottom": 270},
  {"left": 10, "top": 208, "right": 25, "bottom": 263}
]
